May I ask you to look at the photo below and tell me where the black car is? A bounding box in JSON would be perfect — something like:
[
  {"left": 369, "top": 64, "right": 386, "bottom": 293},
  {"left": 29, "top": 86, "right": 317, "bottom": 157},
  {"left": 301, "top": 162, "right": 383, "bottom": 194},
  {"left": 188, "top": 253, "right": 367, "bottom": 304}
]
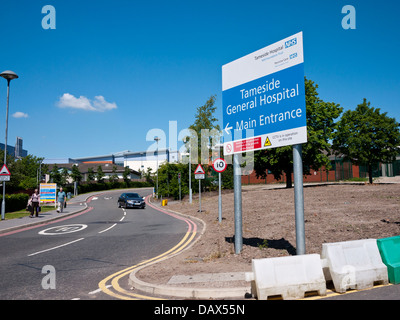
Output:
[{"left": 117, "top": 193, "right": 146, "bottom": 209}]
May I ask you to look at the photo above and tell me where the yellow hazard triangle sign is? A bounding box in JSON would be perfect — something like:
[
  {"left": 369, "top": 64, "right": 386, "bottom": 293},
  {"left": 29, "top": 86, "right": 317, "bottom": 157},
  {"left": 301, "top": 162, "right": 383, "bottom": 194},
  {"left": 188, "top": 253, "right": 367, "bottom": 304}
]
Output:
[{"left": 264, "top": 137, "right": 272, "bottom": 147}]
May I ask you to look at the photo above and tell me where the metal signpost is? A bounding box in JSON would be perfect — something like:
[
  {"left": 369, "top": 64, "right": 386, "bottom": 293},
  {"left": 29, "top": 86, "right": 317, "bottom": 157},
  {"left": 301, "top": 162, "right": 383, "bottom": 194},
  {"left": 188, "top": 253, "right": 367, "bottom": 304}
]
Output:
[
  {"left": 178, "top": 172, "right": 181, "bottom": 201},
  {"left": 222, "top": 32, "right": 307, "bottom": 254},
  {"left": 212, "top": 158, "right": 227, "bottom": 223},
  {"left": 0, "top": 165, "right": 11, "bottom": 182},
  {"left": 194, "top": 164, "right": 205, "bottom": 212}
]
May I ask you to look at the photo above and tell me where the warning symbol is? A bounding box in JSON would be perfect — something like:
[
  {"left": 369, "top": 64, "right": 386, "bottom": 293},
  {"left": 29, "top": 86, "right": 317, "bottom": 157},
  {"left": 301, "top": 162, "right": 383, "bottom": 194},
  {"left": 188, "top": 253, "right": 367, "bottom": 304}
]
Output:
[
  {"left": 0, "top": 164, "right": 11, "bottom": 175},
  {"left": 194, "top": 164, "right": 205, "bottom": 174},
  {"left": 264, "top": 137, "right": 272, "bottom": 147}
]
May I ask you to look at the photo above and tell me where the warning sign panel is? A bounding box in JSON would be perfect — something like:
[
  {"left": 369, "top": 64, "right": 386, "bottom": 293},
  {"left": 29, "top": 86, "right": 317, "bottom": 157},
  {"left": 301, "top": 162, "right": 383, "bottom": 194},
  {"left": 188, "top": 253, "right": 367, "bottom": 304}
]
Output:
[
  {"left": 0, "top": 164, "right": 11, "bottom": 175},
  {"left": 264, "top": 137, "right": 272, "bottom": 147},
  {"left": 194, "top": 164, "right": 205, "bottom": 174}
]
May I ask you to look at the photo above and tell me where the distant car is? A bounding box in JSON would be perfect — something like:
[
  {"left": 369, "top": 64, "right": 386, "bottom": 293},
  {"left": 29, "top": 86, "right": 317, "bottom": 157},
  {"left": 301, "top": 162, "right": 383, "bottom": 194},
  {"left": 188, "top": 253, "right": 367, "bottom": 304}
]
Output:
[{"left": 117, "top": 193, "right": 146, "bottom": 209}]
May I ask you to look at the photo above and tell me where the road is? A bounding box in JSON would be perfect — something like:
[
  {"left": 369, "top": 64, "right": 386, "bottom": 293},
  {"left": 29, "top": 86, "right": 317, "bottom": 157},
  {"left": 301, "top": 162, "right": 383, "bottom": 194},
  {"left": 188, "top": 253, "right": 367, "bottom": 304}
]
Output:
[{"left": 0, "top": 188, "right": 194, "bottom": 300}]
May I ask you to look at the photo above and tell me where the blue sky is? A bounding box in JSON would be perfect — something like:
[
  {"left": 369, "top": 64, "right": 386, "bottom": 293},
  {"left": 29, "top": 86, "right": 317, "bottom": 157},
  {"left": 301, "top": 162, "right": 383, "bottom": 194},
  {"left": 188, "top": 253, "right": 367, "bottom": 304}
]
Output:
[{"left": 0, "top": 0, "right": 399, "bottom": 159}]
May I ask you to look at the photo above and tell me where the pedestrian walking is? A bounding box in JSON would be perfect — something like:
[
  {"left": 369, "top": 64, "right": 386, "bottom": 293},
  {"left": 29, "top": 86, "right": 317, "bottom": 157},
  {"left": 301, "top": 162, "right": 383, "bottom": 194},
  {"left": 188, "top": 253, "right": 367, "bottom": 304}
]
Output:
[
  {"left": 30, "top": 189, "right": 40, "bottom": 217},
  {"left": 57, "top": 187, "right": 67, "bottom": 213}
]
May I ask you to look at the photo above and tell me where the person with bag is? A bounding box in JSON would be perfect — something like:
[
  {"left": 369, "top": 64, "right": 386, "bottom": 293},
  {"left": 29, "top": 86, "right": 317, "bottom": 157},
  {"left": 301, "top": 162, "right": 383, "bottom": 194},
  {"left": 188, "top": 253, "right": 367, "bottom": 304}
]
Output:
[
  {"left": 57, "top": 187, "right": 66, "bottom": 213},
  {"left": 30, "top": 189, "right": 40, "bottom": 217}
]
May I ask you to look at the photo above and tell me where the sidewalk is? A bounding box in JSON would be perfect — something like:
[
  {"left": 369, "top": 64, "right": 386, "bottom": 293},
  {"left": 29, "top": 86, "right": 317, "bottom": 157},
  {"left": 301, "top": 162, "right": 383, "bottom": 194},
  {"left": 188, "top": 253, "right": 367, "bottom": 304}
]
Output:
[
  {"left": 0, "top": 192, "right": 94, "bottom": 235},
  {"left": 128, "top": 197, "right": 252, "bottom": 300},
  {"left": 0, "top": 188, "right": 153, "bottom": 235}
]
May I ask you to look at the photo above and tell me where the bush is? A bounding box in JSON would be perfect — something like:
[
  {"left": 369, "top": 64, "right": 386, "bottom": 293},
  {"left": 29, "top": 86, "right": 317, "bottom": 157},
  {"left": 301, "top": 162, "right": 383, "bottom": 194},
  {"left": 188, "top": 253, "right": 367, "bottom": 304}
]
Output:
[
  {"left": 0, "top": 193, "right": 30, "bottom": 213},
  {"left": 157, "top": 162, "right": 234, "bottom": 200}
]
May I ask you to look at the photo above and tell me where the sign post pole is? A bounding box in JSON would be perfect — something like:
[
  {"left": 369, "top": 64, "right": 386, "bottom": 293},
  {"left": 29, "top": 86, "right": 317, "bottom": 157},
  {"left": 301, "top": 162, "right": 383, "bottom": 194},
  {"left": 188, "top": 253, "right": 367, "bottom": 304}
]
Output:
[
  {"left": 293, "top": 144, "right": 306, "bottom": 254},
  {"left": 212, "top": 158, "right": 227, "bottom": 223},
  {"left": 198, "top": 179, "right": 201, "bottom": 212},
  {"left": 233, "top": 154, "right": 243, "bottom": 254},
  {"left": 218, "top": 172, "right": 222, "bottom": 223},
  {"left": 194, "top": 164, "right": 205, "bottom": 212},
  {"left": 178, "top": 173, "right": 181, "bottom": 201}
]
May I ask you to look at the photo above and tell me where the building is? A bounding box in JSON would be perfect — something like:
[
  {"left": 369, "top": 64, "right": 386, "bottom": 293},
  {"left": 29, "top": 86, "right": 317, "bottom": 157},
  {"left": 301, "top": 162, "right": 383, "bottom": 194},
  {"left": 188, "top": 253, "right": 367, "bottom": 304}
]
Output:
[
  {"left": 74, "top": 149, "right": 181, "bottom": 173},
  {"left": 0, "top": 136, "right": 28, "bottom": 158},
  {"left": 45, "top": 162, "right": 141, "bottom": 183},
  {"left": 43, "top": 149, "right": 183, "bottom": 183}
]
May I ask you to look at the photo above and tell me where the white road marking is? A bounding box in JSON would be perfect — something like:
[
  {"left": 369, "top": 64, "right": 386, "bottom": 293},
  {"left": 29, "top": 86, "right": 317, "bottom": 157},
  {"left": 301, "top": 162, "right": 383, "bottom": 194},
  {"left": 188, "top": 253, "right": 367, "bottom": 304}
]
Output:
[
  {"left": 119, "top": 216, "right": 125, "bottom": 222},
  {"left": 98, "top": 223, "right": 117, "bottom": 234},
  {"left": 28, "top": 238, "right": 85, "bottom": 256},
  {"left": 89, "top": 285, "right": 112, "bottom": 295},
  {"left": 39, "top": 224, "right": 88, "bottom": 235}
]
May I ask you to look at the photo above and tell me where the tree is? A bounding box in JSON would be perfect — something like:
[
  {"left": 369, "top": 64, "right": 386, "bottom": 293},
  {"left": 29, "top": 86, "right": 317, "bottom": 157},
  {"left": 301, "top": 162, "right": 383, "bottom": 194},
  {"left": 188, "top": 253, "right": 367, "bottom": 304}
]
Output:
[
  {"left": 96, "top": 165, "right": 105, "bottom": 183},
  {"left": 50, "top": 164, "right": 62, "bottom": 185},
  {"left": 70, "top": 165, "right": 82, "bottom": 184},
  {"left": 123, "top": 166, "right": 131, "bottom": 184},
  {"left": 157, "top": 163, "right": 185, "bottom": 200},
  {"left": 332, "top": 98, "right": 400, "bottom": 184},
  {"left": 61, "top": 168, "right": 69, "bottom": 185},
  {"left": 254, "top": 78, "right": 343, "bottom": 188},
  {"left": 188, "top": 95, "right": 221, "bottom": 164},
  {"left": 109, "top": 166, "right": 119, "bottom": 184},
  {"left": 10, "top": 154, "right": 45, "bottom": 190},
  {"left": 87, "top": 167, "right": 95, "bottom": 182}
]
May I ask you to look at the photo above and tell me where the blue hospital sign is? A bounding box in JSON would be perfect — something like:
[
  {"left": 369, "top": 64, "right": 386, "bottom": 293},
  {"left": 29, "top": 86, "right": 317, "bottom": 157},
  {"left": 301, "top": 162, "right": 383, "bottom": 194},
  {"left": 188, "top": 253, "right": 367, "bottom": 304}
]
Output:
[{"left": 222, "top": 32, "right": 307, "bottom": 155}]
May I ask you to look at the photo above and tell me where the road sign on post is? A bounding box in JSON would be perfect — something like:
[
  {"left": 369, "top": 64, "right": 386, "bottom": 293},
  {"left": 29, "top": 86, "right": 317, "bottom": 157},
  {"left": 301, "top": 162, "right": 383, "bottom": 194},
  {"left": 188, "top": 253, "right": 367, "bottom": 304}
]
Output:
[
  {"left": 194, "top": 164, "right": 205, "bottom": 212},
  {"left": 212, "top": 158, "right": 227, "bottom": 173},
  {"left": 40, "top": 183, "right": 57, "bottom": 207},
  {"left": 222, "top": 32, "right": 307, "bottom": 155},
  {"left": 0, "top": 164, "right": 10, "bottom": 181},
  {"left": 222, "top": 32, "right": 307, "bottom": 254},
  {"left": 212, "top": 158, "right": 227, "bottom": 223}
]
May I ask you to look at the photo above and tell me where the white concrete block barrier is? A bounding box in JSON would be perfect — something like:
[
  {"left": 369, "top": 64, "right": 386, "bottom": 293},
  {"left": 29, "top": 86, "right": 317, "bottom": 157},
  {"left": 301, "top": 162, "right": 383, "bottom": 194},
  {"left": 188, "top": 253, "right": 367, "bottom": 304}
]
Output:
[
  {"left": 247, "top": 254, "right": 327, "bottom": 300},
  {"left": 321, "top": 239, "right": 388, "bottom": 293}
]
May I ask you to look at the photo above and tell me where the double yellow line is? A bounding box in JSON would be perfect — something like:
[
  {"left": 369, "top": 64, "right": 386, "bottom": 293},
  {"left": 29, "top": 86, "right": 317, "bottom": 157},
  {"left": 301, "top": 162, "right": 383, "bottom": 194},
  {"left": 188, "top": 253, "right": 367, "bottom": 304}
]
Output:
[{"left": 98, "top": 198, "right": 198, "bottom": 300}]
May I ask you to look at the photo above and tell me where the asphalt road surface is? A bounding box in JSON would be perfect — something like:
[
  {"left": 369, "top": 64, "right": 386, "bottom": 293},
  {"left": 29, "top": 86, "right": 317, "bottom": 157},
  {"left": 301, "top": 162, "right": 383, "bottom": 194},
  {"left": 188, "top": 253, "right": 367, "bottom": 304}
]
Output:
[{"left": 0, "top": 189, "right": 189, "bottom": 300}]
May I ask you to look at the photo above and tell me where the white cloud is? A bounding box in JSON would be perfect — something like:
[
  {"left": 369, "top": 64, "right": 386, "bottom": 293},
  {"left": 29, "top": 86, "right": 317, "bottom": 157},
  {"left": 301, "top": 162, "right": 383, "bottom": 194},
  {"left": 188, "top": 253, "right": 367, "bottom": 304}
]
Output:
[
  {"left": 12, "top": 111, "right": 29, "bottom": 118},
  {"left": 92, "top": 95, "right": 118, "bottom": 112},
  {"left": 57, "top": 93, "right": 117, "bottom": 112}
]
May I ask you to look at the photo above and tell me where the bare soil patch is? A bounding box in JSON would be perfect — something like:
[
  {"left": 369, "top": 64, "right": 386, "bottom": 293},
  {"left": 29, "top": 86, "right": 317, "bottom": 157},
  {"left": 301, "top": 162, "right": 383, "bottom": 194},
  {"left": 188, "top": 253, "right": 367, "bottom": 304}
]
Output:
[{"left": 137, "top": 182, "right": 400, "bottom": 288}]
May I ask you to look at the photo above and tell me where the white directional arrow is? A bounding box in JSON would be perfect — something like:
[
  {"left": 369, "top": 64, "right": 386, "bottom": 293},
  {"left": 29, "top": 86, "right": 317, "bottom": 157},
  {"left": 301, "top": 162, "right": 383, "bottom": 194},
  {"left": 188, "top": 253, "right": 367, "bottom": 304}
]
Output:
[{"left": 224, "top": 122, "right": 233, "bottom": 135}]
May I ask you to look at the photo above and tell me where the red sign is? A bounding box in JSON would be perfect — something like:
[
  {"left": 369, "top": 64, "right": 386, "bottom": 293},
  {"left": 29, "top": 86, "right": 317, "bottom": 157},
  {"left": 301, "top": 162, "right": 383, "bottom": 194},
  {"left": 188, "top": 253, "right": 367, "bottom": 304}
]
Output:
[
  {"left": 212, "top": 158, "right": 227, "bottom": 173},
  {"left": 194, "top": 164, "right": 205, "bottom": 174},
  {"left": 0, "top": 164, "right": 11, "bottom": 175},
  {"left": 233, "top": 137, "right": 262, "bottom": 153}
]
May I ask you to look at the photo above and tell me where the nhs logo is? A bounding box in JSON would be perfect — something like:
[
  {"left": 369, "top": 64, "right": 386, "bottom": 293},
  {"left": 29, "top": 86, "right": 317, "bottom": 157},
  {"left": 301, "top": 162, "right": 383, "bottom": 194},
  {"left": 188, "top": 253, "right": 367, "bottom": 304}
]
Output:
[{"left": 285, "top": 37, "right": 297, "bottom": 48}]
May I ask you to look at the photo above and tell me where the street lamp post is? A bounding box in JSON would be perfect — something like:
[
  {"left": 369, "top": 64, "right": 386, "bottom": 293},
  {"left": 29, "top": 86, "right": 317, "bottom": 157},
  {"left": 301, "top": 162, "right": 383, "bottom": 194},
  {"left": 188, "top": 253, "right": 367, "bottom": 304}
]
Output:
[
  {"left": 184, "top": 136, "right": 192, "bottom": 203},
  {"left": 0, "top": 70, "right": 19, "bottom": 220},
  {"left": 154, "top": 136, "right": 160, "bottom": 199}
]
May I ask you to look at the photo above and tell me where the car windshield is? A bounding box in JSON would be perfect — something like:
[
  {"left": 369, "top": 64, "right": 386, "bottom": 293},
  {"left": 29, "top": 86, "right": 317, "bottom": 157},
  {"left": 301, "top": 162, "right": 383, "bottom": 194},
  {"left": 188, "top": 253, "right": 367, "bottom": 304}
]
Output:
[{"left": 125, "top": 193, "right": 140, "bottom": 198}]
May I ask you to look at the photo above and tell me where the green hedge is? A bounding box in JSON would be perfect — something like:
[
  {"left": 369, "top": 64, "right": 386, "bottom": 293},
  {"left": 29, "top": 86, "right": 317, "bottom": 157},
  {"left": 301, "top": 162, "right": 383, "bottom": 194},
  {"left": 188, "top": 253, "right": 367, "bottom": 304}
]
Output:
[{"left": 0, "top": 193, "right": 30, "bottom": 213}]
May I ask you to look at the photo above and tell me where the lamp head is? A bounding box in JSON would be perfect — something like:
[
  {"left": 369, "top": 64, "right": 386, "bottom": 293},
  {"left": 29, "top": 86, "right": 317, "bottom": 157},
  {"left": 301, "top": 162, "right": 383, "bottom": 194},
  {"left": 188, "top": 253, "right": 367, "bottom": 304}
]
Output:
[{"left": 0, "top": 70, "right": 19, "bottom": 81}]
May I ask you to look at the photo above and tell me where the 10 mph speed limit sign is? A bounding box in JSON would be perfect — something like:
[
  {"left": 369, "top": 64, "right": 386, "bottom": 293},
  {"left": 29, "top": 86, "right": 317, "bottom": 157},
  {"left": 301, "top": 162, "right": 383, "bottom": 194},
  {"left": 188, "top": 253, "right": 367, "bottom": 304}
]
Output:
[{"left": 212, "top": 158, "right": 227, "bottom": 173}]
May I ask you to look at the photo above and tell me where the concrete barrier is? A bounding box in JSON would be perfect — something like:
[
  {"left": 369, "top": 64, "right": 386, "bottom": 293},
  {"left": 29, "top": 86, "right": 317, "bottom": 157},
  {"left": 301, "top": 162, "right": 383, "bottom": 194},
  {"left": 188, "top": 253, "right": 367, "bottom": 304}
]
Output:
[
  {"left": 377, "top": 236, "right": 400, "bottom": 284},
  {"left": 248, "top": 254, "right": 326, "bottom": 300},
  {"left": 321, "top": 239, "right": 388, "bottom": 293}
]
